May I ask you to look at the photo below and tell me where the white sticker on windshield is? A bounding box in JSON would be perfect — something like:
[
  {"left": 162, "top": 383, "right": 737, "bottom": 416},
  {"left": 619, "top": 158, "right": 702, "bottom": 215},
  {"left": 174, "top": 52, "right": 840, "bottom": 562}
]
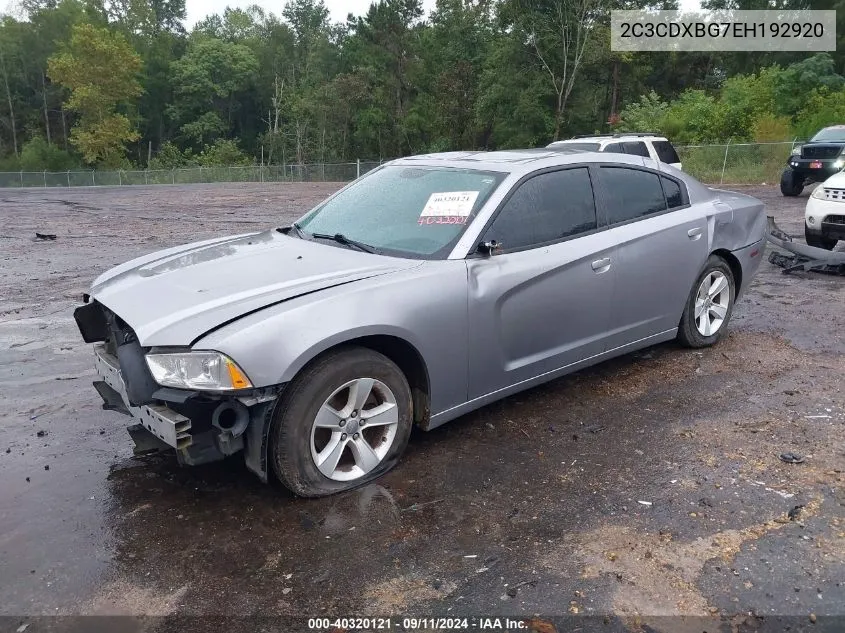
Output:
[{"left": 418, "top": 191, "right": 480, "bottom": 226}]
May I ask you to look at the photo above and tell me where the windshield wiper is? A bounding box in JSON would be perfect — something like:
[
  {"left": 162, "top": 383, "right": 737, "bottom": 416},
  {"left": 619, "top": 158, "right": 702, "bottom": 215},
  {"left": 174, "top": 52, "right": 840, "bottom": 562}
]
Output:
[
  {"left": 277, "top": 222, "right": 307, "bottom": 239},
  {"left": 310, "top": 232, "right": 378, "bottom": 254}
]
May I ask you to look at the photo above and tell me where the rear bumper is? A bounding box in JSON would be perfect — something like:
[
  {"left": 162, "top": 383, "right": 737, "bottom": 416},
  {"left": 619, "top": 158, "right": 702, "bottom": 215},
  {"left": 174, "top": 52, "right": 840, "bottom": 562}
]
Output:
[{"left": 732, "top": 237, "right": 766, "bottom": 301}]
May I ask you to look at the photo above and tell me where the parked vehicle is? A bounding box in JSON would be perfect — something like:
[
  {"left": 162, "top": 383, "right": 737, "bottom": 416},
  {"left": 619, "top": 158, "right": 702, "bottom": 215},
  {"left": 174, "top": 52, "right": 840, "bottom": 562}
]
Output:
[
  {"left": 74, "top": 149, "right": 766, "bottom": 496},
  {"left": 806, "top": 173, "right": 845, "bottom": 249},
  {"left": 546, "top": 133, "right": 683, "bottom": 170},
  {"left": 781, "top": 125, "right": 845, "bottom": 197}
]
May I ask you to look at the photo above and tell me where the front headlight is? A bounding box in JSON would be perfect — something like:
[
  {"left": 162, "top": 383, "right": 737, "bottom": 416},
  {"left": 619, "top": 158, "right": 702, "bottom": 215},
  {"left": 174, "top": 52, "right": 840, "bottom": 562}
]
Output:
[
  {"left": 791, "top": 146, "right": 801, "bottom": 156},
  {"left": 811, "top": 186, "right": 826, "bottom": 200},
  {"left": 145, "top": 351, "right": 252, "bottom": 390}
]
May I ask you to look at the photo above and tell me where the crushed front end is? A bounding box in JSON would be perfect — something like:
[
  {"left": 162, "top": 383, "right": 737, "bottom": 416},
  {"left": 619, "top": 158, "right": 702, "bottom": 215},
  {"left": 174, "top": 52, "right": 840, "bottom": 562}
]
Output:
[{"left": 73, "top": 298, "right": 281, "bottom": 481}]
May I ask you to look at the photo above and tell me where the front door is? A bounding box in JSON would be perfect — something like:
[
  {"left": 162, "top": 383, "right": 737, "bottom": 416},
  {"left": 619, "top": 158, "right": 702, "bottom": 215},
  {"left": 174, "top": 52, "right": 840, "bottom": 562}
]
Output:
[{"left": 466, "top": 166, "right": 616, "bottom": 399}]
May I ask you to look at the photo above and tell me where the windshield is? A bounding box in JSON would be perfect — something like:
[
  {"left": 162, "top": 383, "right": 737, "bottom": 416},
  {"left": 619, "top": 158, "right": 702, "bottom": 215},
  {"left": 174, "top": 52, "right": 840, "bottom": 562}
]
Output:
[
  {"left": 296, "top": 165, "right": 506, "bottom": 258},
  {"left": 810, "top": 127, "right": 845, "bottom": 142}
]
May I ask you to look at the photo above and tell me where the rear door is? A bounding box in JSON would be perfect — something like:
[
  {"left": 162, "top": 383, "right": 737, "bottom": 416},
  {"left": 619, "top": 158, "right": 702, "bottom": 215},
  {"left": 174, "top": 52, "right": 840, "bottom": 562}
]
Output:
[
  {"left": 593, "top": 166, "right": 707, "bottom": 349},
  {"left": 466, "top": 166, "right": 615, "bottom": 398}
]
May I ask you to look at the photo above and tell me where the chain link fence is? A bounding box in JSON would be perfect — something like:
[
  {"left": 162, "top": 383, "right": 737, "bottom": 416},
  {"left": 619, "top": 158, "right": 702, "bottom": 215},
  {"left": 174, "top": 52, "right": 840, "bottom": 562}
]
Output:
[
  {"left": 675, "top": 140, "right": 799, "bottom": 185},
  {"left": 0, "top": 143, "right": 802, "bottom": 188},
  {"left": 0, "top": 161, "right": 384, "bottom": 188}
]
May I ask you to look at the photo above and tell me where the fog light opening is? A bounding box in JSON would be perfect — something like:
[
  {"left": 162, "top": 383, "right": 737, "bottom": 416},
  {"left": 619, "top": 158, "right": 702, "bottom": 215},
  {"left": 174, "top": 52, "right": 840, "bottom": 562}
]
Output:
[{"left": 211, "top": 401, "right": 250, "bottom": 437}]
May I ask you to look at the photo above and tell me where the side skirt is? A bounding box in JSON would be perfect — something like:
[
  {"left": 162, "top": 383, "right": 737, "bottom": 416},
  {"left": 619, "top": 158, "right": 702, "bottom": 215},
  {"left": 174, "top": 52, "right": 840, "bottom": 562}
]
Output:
[{"left": 427, "top": 329, "right": 677, "bottom": 430}]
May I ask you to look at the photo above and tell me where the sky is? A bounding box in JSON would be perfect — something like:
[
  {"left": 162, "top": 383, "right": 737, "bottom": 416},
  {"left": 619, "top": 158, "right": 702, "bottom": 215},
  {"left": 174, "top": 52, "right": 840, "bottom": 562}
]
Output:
[
  {"left": 184, "top": 0, "right": 437, "bottom": 26},
  {"left": 186, "top": 0, "right": 703, "bottom": 28}
]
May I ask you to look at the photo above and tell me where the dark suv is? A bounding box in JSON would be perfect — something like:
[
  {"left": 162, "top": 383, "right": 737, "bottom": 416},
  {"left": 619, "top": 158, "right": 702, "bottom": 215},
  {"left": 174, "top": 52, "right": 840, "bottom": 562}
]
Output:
[{"left": 781, "top": 125, "right": 845, "bottom": 196}]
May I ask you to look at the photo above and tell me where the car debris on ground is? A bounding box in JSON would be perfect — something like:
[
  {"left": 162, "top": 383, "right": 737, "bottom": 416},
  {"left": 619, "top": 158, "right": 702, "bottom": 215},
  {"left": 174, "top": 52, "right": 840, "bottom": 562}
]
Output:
[
  {"left": 779, "top": 452, "right": 806, "bottom": 464},
  {"left": 766, "top": 216, "right": 845, "bottom": 275}
]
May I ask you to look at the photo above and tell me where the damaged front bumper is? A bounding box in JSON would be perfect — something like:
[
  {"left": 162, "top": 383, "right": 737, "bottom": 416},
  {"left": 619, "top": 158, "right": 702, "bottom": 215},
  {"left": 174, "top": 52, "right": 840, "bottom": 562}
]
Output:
[
  {"left": 93, "top": 343, "right": 193, "bottom": 449},
  {"left": 91, "top": 342, "right": 280, "bottom": 481},
  {"left": 766, "top": 216, "right": 845, "bottom": 275}
]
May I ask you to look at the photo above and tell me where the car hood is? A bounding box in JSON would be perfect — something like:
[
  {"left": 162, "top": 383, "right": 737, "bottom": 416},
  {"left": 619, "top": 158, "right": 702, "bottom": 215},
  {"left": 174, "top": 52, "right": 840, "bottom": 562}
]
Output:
[
  {"left": 822, "top": 172, "right": 845, "bottom": 188},
  {"left": 91, "top": 230, "right": 419, "bottom": 346}
]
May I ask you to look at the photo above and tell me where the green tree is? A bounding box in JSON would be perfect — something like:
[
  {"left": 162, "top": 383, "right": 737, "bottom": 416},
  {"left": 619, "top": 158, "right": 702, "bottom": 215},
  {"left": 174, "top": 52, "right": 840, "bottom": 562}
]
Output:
[
  {"left": 616, "top": 90, "right": 668, "bottom": 133},
  {"left": 47, "top": 23, "right": 143, "bottom": 166},
  {"left": 19, "top": 136, "right": 78, "bottom": 170},
  {"left": 197, "top": 138, "right": 252, "bottom": 165},
  {"left": 167, "top": 36, "right": 259, "bottom": 147}
]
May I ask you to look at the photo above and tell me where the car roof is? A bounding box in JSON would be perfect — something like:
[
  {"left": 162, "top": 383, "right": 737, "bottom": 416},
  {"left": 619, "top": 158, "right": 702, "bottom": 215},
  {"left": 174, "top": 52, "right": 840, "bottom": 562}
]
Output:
[
  {"left": 551, "top": 135, "right": 668, "bottom": 144},
  {"left": 388, "top": 149, "right": 659, "bottom": 175}
]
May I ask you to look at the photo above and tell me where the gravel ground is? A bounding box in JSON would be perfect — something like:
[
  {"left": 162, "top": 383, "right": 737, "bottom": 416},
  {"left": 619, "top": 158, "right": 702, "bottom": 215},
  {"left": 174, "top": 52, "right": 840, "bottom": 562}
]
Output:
[{"left": 0, "top": 182, "right": 843, "bottom": 632}]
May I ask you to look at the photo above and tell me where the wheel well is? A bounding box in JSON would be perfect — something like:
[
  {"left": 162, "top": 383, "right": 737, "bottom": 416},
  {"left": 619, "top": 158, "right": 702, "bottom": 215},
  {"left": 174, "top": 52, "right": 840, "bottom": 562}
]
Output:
[
  {"left": 712, "top": 249, "right": 743, "bottom": 295},
  {"left": 317, "top": 335, "right": 431, "bottom": 429}
]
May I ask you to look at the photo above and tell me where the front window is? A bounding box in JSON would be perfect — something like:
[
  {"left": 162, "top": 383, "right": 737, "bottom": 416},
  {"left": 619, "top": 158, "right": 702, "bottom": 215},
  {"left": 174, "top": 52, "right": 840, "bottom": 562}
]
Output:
[
  {"left": 296, "top": 165, "right": 506, "bottom": 258},
  {"left": 811, "top": 127, "right": 845, "bottom": 142}
]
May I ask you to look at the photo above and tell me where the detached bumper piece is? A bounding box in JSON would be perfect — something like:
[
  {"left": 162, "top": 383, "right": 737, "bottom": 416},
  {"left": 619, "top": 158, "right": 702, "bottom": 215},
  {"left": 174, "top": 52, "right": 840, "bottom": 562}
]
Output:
[{"left": 766, "top": 216, "right": 845, "bottom": 275}]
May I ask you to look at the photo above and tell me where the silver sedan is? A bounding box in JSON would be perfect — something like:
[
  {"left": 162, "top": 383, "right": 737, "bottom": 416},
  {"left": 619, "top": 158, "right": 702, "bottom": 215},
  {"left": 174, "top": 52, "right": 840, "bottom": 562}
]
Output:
[{"left": 74, "top": 150, "right": 767, "bottom": 496}]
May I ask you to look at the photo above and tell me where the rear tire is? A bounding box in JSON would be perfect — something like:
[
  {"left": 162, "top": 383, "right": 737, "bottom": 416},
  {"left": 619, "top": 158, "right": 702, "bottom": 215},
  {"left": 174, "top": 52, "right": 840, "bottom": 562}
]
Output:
[
  {"left": 270, "top": 346, "right": 413, "bottom": 497},
  {"left": 780, "top": 169, "right": 803, "bottom": 197},
  {"left": 805, "top": 226, "right": 837, "bottom": 250},
  {"left": 677, "top": 255, "right": 735, "bottom": 349}
]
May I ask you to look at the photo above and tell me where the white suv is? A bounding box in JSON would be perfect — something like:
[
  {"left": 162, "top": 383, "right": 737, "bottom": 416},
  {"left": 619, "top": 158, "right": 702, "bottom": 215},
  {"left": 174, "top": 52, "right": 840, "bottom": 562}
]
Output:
[
  {"left": 806, "top": 173, "right": 845, "bottom": 249},
  {"left": 547, "top": 134, "right": 683, "bottom": 170}
]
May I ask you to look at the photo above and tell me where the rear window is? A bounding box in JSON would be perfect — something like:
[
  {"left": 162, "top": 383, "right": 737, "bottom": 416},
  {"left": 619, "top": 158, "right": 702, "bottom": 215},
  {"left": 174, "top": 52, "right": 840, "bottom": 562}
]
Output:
[
  {"left": 653, "top": 140, "right": 681, "bottom": 164},
  {"left": 660, "top": 176, "right": 684, "bottom": 208},
  {"left": 602, "top": 143, "right": 624, "bottom": 154},
  {"left": 597, "top": 167, "right": 667, "bottom": 224}
]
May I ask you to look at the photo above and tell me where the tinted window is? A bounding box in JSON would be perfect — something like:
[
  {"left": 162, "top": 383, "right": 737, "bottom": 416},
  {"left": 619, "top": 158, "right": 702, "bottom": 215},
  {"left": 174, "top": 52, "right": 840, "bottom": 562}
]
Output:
[
  {"left": 603, "top": 143, "right": 624, "bottom": 154},
  {"left": 653, "top": 140, "right": 680, "bottom": 164},
  {"left": 661, "top": 176, "right": 684, "bottom": 208},
  {"left": 485, "top": 168, "right": 597, "bottom": 252},
  {"left": 598, "top": 167, "right": 667, "bottom": 224},
  {"left": 622, "top": 141, "right": 650, "bottom": 157}
]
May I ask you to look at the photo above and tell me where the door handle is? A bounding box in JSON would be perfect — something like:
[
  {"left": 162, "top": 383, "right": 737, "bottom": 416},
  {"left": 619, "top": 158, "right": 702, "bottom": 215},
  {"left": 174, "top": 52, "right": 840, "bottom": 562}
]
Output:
[
  {"left": 687, "top": 227, "right": 703, "bottom": 240},
  {"left": 591, "top": 257, "right": 611, "bottom": 273}
]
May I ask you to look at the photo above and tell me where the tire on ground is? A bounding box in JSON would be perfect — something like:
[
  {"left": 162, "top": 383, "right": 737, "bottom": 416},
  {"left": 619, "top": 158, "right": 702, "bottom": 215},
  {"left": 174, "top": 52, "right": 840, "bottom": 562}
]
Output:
[
  {"left": 270, "top": 346, "right": 413, "bottom": 497},
  {"left": 677, "top": 254, "right": 736, "bottom": 349},
  {"left": 780, "top": 169, "right": 803, "bottom": 197}
]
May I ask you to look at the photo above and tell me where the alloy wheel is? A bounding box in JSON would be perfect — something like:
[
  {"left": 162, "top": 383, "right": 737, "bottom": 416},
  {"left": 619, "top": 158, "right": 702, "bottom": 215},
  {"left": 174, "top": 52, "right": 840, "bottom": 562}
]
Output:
[
  {"left": 694, "top": 271, "right": 731, "bottom": 336},
  {"left": 309, "top": 377, "right": 399, "bottom": 481}
]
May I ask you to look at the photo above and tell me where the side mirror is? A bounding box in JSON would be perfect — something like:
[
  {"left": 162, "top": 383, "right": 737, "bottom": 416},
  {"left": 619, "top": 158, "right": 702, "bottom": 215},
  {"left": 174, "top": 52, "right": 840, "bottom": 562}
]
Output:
[{"left": 478, "top": 240, "right": 502, "bottom": 256}]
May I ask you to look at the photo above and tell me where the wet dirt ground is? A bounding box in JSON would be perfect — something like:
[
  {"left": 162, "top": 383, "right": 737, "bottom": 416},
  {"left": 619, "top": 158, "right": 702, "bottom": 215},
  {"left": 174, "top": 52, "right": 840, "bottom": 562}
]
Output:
[{"left": 1, "top": 183, "right": 843, "bottom": 632}]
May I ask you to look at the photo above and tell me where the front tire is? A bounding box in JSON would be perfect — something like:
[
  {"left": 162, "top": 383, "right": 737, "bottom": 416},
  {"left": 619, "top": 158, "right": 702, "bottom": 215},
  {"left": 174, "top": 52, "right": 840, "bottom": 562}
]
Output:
[
  {"left": 270, "top": 346, "right": 413, "bottom": 497},
  {"left": 780, "top": 169, "right": 804, "bottom": 197},
  {"left": 805, "top": 225, "right": 837, "bottom": 250},
  {"left": 677, "top": 255, "right": 735, "bottom": 348}
]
